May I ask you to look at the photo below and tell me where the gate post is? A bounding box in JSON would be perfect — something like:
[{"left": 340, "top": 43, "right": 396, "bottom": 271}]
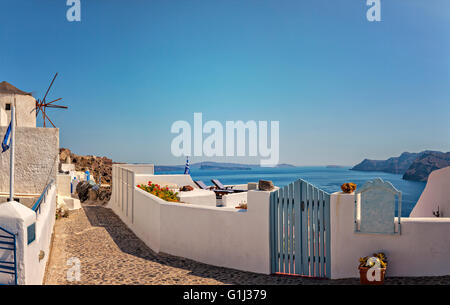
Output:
[
  {"left": 328, "top": 192, "right": 355, "bottom": 279},
  {"left": 0, "top": 201, "right": 36, "bottom": 284},
  {"left": 269, "top": 190, "right": 278, "bottom": 273}
]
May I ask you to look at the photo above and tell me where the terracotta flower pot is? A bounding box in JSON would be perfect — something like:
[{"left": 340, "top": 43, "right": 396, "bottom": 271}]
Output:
[
  {"left": 359, "top": 267, "right": 386, "bottom": 285},
  {"left": 341, "top": 182, "right": 357, "bottom": 194}
]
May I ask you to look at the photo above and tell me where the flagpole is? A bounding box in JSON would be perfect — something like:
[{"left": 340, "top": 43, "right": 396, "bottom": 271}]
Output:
[{"left": 9, "top": 102, "right": 15, "bottom": 201}]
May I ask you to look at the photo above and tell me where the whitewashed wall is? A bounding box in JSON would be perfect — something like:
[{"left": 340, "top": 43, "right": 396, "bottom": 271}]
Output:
[
  {"left": 221, "top": 191, "right": 247, "bottom": 208},
  {"left": 111, "top": 164, "right": 450, "bottom": 279},
  {"left": 112, "top": 188, "right": 272, "bottom": 274},
  {"left": 135, "top": 174, "right": 197, "bottom": 189},
  {"left": 56, "top": 174, "right": 71, "bottom": 197},
  {"left": 0, "top": 127, "right": 59, "bottom": 194},
  {"left": 0, "top": 93, "right": 37, "bottom": 128},
  {"left": 0, "top": 107, "right": 7, "bottom": 126},
  {"left": 330, "top": 192, "right": 450, "bottom": 279},
  {"left": 410, "top": 166, "right": 450, "bottom": 217},
  {"left": 120, "top": 164, "right": 155, "bottom": 174},
  {"left": 0, "top": 183, "right": 56, "bottom": 284},
  {"left": 111, "top": 164, "right": 157, "bottom": 226},
  {"left": 30, "top": 183, "right": 57, "bottom": 284},
  {"left": 109, "top": 164, "right": 272, "bottom": 274}
]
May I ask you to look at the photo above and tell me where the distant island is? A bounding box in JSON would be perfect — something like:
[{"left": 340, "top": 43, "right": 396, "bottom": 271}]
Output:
[
  {"left": 326, "top": 165, "right": 346, "bottom": 168},
  {"left": 155, "top": 161, "right": 295, "bottom": 172},
  {"left": 351, "top": 150, "right": 450, "bottom": 181},
  {"left": 200, "top": 165, "right": 251, "bottom": 170}
]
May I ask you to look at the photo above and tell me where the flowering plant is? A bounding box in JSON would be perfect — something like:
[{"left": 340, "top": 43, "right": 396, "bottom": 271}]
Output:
[
  {"left": 137, "top": 181, "right": 179, "bottom": 202},
  {"left": 341, "top": 182, "right": 357, "bottom": 193},
  {"left": 359, "top": 252, "right": 387, "bottom": 269}
]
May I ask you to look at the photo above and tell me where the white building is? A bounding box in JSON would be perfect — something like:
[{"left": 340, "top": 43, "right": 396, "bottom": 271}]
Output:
[
  {"left": 0, "top": 81, "right": 36, "bottom": 128},
  {"left": 0, "top": 81, "right": 59, "bottom": 198},
  {"left": 0, "top": 81, "right": 61, "bottom": 284}
]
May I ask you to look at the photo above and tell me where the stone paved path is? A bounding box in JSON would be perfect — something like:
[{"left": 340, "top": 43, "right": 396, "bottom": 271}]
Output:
[{"left": 44, "top": 204, "right": 450, "bottom": 285}]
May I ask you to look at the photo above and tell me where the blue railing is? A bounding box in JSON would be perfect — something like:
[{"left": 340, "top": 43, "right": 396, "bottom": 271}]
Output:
[
  {"left": 0, "top": 226, "right": 17, "bottom": 285},
  {"left": 31, "top": 179, "right": 55, "bottom": 214}
]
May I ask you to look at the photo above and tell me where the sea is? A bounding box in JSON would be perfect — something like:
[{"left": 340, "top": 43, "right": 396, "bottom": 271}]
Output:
[{"left": 157, "top": 166, "right": 426, "bottom": 217}]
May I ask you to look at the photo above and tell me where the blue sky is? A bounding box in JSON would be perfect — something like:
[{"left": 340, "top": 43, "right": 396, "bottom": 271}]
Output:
[{"left": 0, "top": 0, "right": 449, "bottom": 165}]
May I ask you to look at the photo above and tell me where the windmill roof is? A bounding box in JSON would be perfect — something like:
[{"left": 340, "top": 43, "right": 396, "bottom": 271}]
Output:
[{"left": 0, "top": 81, "right": 32, "bottom": 96}]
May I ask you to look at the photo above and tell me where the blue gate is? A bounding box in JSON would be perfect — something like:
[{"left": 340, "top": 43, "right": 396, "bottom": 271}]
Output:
[
  {"left": 270, "top": 179, "right": 331, "bottom": 278},
  {"left": 0, "top": 226, "right": 17, "bottom": 285}
]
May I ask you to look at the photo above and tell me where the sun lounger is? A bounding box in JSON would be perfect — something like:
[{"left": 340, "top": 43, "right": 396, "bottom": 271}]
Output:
[
  {"left": 194, "top": 180, "right": 234, "bottom": 198},
  {"left": 194, "top": 180, "right": 214, "bottom": 190}
]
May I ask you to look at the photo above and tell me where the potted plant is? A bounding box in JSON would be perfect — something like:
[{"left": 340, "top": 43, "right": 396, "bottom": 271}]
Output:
[
  {"left": 341, "top": 182, "right": 357, "bottom": 193},
  {"left": 235, "top": 201, "right": 247, "bottom": 210},
  {"left": 358, "top": 252, "right": 387, "bottom": 285}
]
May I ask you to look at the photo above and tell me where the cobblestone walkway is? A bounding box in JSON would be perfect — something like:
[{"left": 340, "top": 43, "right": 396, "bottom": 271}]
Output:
[{"left": 44, "top": 204, "right": 450, "bottom": 285}]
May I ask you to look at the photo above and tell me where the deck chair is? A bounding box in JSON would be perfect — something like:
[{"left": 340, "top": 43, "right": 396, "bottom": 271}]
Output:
[
  {"left": 194, "top": 180, "right": 234, "bottom": 198},
  {"left": 211, "top": 179, "right": 246, "bottom": 193},
  {"left": 194, "top": 180, "right": 213, "bottom": 190}
]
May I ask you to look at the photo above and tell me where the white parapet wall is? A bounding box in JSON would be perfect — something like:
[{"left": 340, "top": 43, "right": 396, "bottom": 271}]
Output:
[
  {"left": 330, "top": 192, "right": 450, "bottom": 279},
  {"left": 221, "top": 191, "right": 248, "bottom": 208},
  {"left": 109, "top": 164, "right": 272, "bottom": 274},
  {"left": 134, "top": 173, "right": 197, "bottom": 189},
  {"left": 0, "top": 183, "right": 56, "bottom": 284},
  {"left": 410, "top": 166, "right": 450, "bottom": 217}
]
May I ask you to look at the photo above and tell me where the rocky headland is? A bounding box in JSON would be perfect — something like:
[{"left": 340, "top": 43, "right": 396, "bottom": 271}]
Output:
[
  {"left": 352, "top": 150, "right": 450, "bottom": 181},
  {"left": 402, "top": 151, "right": 450, "bottom": 182}
]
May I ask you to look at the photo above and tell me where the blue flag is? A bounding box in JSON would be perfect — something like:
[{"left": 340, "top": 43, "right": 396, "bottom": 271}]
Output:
[
  {"left": 184, "top": 157, "right": 190, "bottom": 175},
  {"left": 1, "top": 122, "right": 11, "bottom": 153}
]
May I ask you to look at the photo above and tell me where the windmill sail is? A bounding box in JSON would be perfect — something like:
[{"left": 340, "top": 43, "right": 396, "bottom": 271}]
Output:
[{"left": 33, "top": 73, "right": 68, "bottom": 128}]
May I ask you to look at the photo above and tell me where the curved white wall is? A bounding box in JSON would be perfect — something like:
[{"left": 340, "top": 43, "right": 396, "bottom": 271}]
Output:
[
  {"left": 111, "top": 187, "right": 272, "bottom": 274},
  {"left": 0, "top": 183, "right": 56, "bottom": 284},
  {"left": 110, "top": 164, "right": 272, "bottom": 274},
  {"left": 410, "top": 166, "right": 450, "bottom": 217}
]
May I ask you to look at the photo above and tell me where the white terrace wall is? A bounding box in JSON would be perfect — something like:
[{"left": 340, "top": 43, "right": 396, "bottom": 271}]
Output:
[
  {"left": 135, "top": 174, "right": 198, "bottom": 189},
  {"left": 120, "top": 164, "right": 155, "bottom": 174},
  {"left": 330, "top": 192, "right": 450, "bottom": 279},
  {"left": 0, "top": 126, "right": 59, "bottom": 195},
  {"left": 111, "top": 164, "right": 159, "bottom": 226},
  {"left": 109, "top": 164, "right": 272, "bottom": 274},
  {"left": 0, "top": 182, "right": 56, "bottom": 284},
  {"left": 221, "top": 191, "right": 248, "bottom": 208}
]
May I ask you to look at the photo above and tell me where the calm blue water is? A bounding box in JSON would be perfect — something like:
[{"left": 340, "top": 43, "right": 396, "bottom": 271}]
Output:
[{"left": 157, "top": 167, "right": 426, "bottom": 217}]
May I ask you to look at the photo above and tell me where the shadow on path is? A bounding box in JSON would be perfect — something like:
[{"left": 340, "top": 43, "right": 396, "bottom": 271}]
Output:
[
  {"left": 82, "top": 205, "right": 341, "bottom": 285},
  {"left": 76, "top": 204, "right": 450, "bottom": 285}
]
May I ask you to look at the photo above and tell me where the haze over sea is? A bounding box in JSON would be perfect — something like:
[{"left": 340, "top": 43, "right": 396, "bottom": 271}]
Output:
[{"left": 157, "top": 167, "right": 426, "bottom": 217}]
